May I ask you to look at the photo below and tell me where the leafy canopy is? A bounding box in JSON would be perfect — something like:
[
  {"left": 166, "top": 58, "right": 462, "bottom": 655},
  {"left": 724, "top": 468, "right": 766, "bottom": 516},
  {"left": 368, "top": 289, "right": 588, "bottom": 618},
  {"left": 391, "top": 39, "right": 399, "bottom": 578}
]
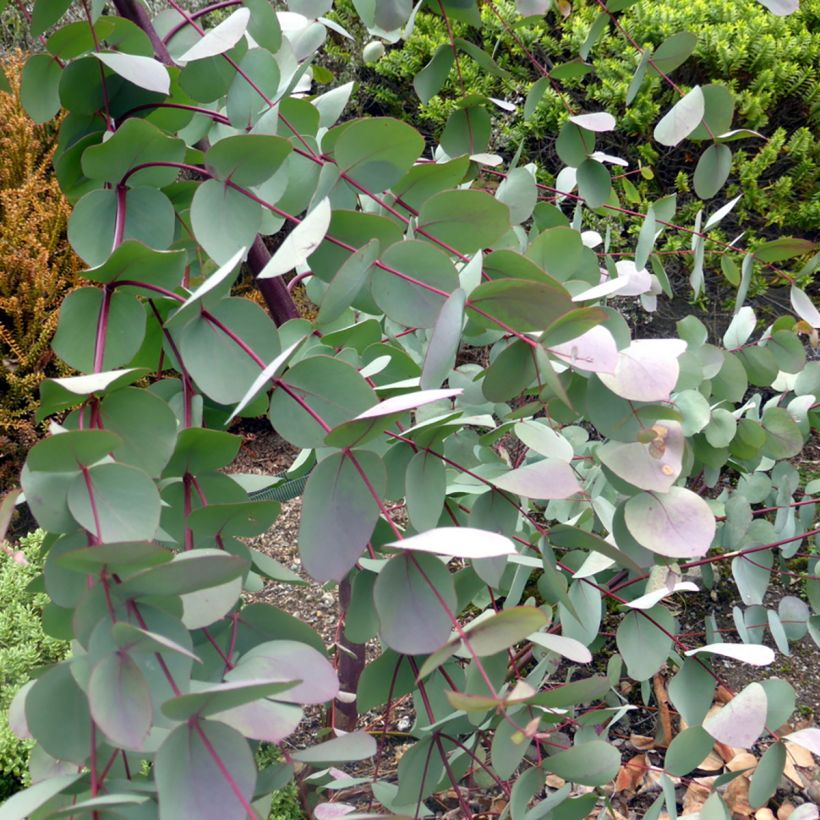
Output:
[{"left": 4, "top": 0, "right": 819, "bottom": 817}]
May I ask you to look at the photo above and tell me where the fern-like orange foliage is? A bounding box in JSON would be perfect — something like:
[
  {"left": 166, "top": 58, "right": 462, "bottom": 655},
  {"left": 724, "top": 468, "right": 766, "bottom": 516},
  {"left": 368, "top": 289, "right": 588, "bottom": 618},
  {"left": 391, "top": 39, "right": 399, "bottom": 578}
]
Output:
[{"left": 0, "top": 56, "right": 81, "bottom": 488}]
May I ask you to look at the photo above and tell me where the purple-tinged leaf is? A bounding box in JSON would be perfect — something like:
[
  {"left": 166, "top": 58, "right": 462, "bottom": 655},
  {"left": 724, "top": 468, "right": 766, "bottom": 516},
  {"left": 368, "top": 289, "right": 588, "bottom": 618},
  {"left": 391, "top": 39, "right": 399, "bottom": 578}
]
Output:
[
  {"left": 598, "top": 339, "right": 687, "bottom": 401},
  {"left": 492, "top": 459, "right": 581, "bottom": 500},
  {"left": 292, "top": 731, "right": 376, "bottom": 763},
  {"left": 703, "top": 682, "right": 768, "bottom": 748},
  {"left": 315, "top": 804, "right": 356, "bottom": 819},
  {"left": 298, "top": 451, "right": 384, "bottom": 582},
  {"left": 387, "top": 526, "right": 515, "bottom": 559},
  {"left": 421, "top": 289, "right": 466, "bottom": 389},
  {"left": 374, "top": 552, "right": 456, "bottom": 654},
  {"left": 624, "top": 487, "right": 715, "bottom": 558},
  {"left": 210, "top": 698, "right": 303, "bottom": 744},
  {"left": 89, "top": 652, "right": 153, "bottom": 750},
  {"left": 161, "top": 679, "right": 299, "bottom": 721},
  {"left": 549, "top": 325, "right": 619, "bottom": 374},
  {"left": 756, "top": 0, "right": 799, "bottom": 15},
  {"left": 227, "top": 640, "right": 338, "bottom": 705},
  {"left": 598, "top": 420, "right": 685, "bottom": 492},
  {"left": 685, "top": 642, "right": 775, "bottom": 665},
  {"left": 111, "top": 623, "right": 202, "bottom": 663},
  {"left": 155, "top": 720, "right": 256, "bottom": 820},
  {"left": 569, "top": 111, "right": 616, "bottom": 132}
]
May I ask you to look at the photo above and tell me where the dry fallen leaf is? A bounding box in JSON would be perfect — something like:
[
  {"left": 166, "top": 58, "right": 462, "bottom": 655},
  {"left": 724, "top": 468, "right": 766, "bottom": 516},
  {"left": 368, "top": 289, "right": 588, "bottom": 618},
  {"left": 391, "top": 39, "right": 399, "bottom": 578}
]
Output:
[
  {"left": 755, "top": 810, "right": 776, "bottom": 820},
  {"left": 714, "top": 739, "right": 738, "bottom": 763},
  {"left": 490, "top": 798, "right": 507, "bottom": 815},
  {"left": 777, "top": 804, "right": 795, "bottom": 819},
  {"left": 614, "top": 753, "right": 648, "bottom": 794},
  {"left": 728, "top": 752, "right": 759, "bottom": 772},
  {"left": 785, "top": 740, "right": 815, "bottom": 768},
  {"left": 698, "top": 751, "right": 726, "bottom": 772},
  {"left": 683, "top": 780, "right": 712, "bottom": 813},
  {"left": 545, "top": 773, "right": 566, "bottom": 789},
  {"left": 725, "top": 774, "right": 754, "bottom": 817},
  {"left": 630, "top": 734, "right": 656, "bottom": 750}
]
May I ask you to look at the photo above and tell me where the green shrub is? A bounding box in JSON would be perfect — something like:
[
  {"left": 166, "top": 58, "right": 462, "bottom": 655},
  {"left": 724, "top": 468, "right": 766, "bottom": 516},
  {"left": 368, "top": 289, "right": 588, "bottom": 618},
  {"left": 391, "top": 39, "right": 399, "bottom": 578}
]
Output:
[
  {"left": 0, "top": 530, "right": 68, "bottom": 800},
  {"left": 361, "top": 0, "right": 819, "bottom": 247}
]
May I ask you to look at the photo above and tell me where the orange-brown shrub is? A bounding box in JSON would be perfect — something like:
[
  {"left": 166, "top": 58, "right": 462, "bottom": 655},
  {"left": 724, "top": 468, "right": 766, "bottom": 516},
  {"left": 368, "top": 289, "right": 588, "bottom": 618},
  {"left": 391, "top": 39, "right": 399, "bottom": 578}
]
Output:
[{"left": 0, "top": 56, "right": 81, "bottom": 489}]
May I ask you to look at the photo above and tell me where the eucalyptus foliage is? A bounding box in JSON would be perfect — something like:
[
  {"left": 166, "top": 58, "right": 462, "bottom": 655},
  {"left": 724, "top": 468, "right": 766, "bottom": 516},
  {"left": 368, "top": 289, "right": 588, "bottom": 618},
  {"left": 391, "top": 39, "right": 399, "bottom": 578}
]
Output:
[{"left": 3, "top": 0, "right": 820, "bottom": 817}]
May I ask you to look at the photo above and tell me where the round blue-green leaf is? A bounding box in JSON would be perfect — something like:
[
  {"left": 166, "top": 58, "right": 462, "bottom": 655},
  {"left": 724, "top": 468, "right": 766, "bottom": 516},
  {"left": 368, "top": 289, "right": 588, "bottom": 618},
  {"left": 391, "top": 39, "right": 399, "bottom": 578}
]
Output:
[
  {"left": 749, "top": 741, "right": 786, "bottom": 808},
  {"left": 689, "top": 83, "right": 736, "bottom": 141},
  {"left": 652, "top": 31, "right": 698, "bottom": 74},
  {"left": 118, "top": 549, "right": 246, "bottom": 597},
  {"left": 405, "top": 451, "right": 446, "bottom": 532},
  {"left": 206, "top": 134, "right": 292, "bottom": 187},
  {"left": 190, "top": 179, "right": 261, "bottom": 266},
  {"left": 81, "top": 117, "right": 185, "bottom": 187},
  {"left": 333, "top": 117, "right": 424, "bottom": 192},
  {"left": 100, "top": 387, "right": 178, "bottom": 478},
  {"left": 374, "top": 552, "right": 456, "bottom": 654},
  {"left": 177, "top": 297, "right": 280, "bottom": 406},
  {"left": 89, "top": 651, "right": 153, "bottom": 750},
  {"left": 20, "top": 53, "right": 62, "bottom": 123},
  {"left": 317, "top": 238, "right": 380, "bottom": 324},
  {"left": 577, "top": 158, "right": 611, "bottom": 209},
  {"left": 155, "top": 720, "right": 256, "bottom": 820},
  {"left": 526, "top": 226, "right": 598, "bottom": 283},
  {"left": 668, "top": 658, "right": 717, "bottom": 727},
  {"left": 269, "top": 355, "right": 376, "bottom": 449},
  {"left": 417, "top": 189, "right": 511, "bottom": 254},
  {"left": 468, "top": 278, "right": 574, "bottom": 333},
  {"left": 694, "top": 144, "right": 732, "bottom": 199},
  {"left": 545, "top": 740, "right": 620, "bottom": 786},
  {"left": 0, "top": 775, "right": 82, "bottom": 820},
  {"left": 27, "top": 429, "right": 122, "bottom": 473},
  {"left": 616, "top": 606, "right": 675, "bottom": 681},
  {"left": 226, "top": 48, "right": 279, "bottom": 128},
  {"left": 68, "top": 187, "right": 176, "bottom": 266},
  {"left": 372, "top": 240, "right": 458, "bottom": 328},
  {"left": 53, "top": 287, "right": 146, "bottom": 371},
  {"left": 624, "top": 487, "right": 716, "bottom": 559},
  {"left": 298, "top": 451, "right": 385, "bottom": 582},
  {"left": 292, "top": 732, "right": 376, "bottom": 763},
  {"left": 26, "top": 663, "right": 92, "bottom": 764},
  {"left": 414, "top": 44, "right": 453, "bottom": 104},
  {"left": 556, "top": 121, "right": 595, "bottom": 166},
  {"left": 67, "top": 462, "right": 161, "bottom": 542},
  {"left": 761, "top": 406, "right": 803, "bottom": 459},
  {"left": 84, "top": 242, "right": 187, "bottom": 289},
  {"left": 665, "top": 726, "right": 714, "bottom": 776}
]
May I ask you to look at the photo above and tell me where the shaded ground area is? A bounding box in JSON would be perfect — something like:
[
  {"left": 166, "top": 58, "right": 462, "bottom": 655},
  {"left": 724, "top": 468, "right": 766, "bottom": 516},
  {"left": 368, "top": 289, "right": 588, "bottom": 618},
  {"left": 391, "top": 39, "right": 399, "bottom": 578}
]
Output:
[{"left": 232, "top": 426, "right": 820, "bottom": 818}]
